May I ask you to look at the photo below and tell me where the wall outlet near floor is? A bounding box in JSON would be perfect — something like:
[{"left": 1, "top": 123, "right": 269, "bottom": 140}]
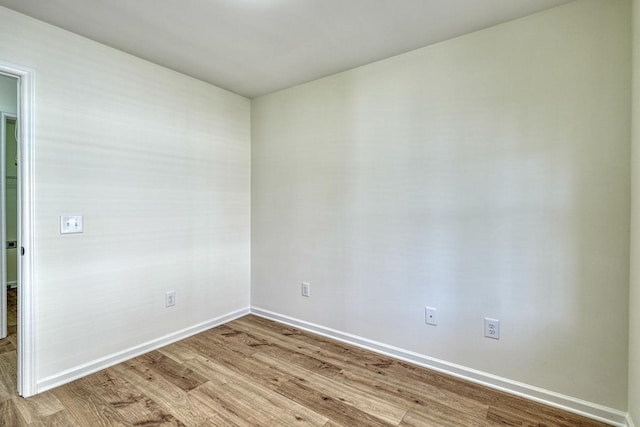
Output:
[
  {"left": 301, "top": 282, "right": 310, "bottom": 297},
  {"left": 425, "top": 307, "right": 438, "bottom": 326},
  {"left": 484, "top": 318, "right": 500, "bottom": 339},
  {"left": 165, "top": 291, "right": 176, "bottom": 307}
]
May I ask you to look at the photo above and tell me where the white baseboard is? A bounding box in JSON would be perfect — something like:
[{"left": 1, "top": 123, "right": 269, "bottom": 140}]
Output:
[
  {"left": 628, "top": 414, "right": 637, "bottom": 427},
  {"left": 37, "top": 306, "right": 250, "bottom": 393},
  {"left": 251, "top": 307, "right": 630, "bottom": 427}
]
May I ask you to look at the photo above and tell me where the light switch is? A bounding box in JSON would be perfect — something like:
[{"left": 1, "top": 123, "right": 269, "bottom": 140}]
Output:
[{"left": 60, "top": 215, "right": 83, "bottom": 234}]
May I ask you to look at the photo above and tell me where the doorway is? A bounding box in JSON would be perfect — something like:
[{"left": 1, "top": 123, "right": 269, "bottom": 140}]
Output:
[
  {"left": 0, "top": 62, "right": 35, "bottom": 397},
  {"left": 1, "top": 111, "right": 18, "bottom": 341},
  {"left": 0, "top": 72, "right": 18, "bottom": 343}
]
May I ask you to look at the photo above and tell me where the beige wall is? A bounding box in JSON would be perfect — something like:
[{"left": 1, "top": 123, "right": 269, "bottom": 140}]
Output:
[
  {"left": 0, "top": 6, "right": 251, "bottom": 386},
  {"left": 252, "top": 0, "right": 631, "bottom": 410},
  {"left": 630, "top": 0, "right": 640, "bottom": 424}
]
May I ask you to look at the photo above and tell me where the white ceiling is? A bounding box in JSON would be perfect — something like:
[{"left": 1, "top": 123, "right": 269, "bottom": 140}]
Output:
[{"left": 0, "top": 0, "right": 574, "bottom": 98}]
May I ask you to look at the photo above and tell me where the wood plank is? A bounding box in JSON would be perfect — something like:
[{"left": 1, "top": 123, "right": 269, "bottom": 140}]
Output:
[
  {"left": 421, "top": 368, "right": 603, "bottom": 427},
  {"left": 485, "top": 404, "right": 543, "bottom": 426},
  {"left": 187, "top": 385, "right": 262, "bottom": 427},
  {"left": 240, "top": 317, "right": 593, "bottom": 427},
  {"left": 184, "top": 330, "right": 262, "bottom": 361},
  {"left": 110, "top": 357, "right": 217, "bottom": 426},
  {"left": 157, "top": 339, "right": 202, "bottom": 364},
  {"left": 253, "top": 341, "right": 343, "bottom": 379},
  {"left": 253, "top": 351, "right": 407, "bottom": 425},
  {"left": 26, "top": 409, "right": 81, "bottom": 427},
  {"left": 276, "top": 379, "right": 394, "bottom": 427},
  {"left": 0, "top": 336, "right": 16, "bottom": 355},
  {"left": 233, "top": 316, "right": 375, "bottom": 368},
  {"left": 334, "top": 363, "right": 489, "bottom": 420},
  {"left": 183, "top": 336, "right": 294, "bottom": 391},
  {"left": 51, "top": 377, "right": 130, "bottom": 427},
  {"left": 78, "top": 367, "right": 185, "bottom": 426},
  {"left": 237, "top": 317, "right": 607, "bottom": 427},
  {"left": 12, "top": 390, "right": 65, "bottom": 423},
  {"left": 211, "top": 322, "right": 343, "bottom": 379},
  {"left": 190, "top": 375, "right": 328, "bottom": 426},
  {"left": 234, "top": 316, "right": 423, "bottom": 383},
  {"left": 196, "top": 324, "right": 270, "bottom": 356},
  {"left": 185, "top": 353, "right": 328, "bottom": 426},
  {"left": 136, "top": 351, "right": 208, "bottom": 392},
  {"left": 182, "top": 324, "right": 346, "bottom": 424},
  {"left": 399, "top": 405, "right": 487, "bottom": 427},
  {"left": 0, "top": 350, "right": 17, "bottom": 401},
  {"left": 0, "top": 398, "right": 28, "bottom": 426},
  {"left": 235, "top": 318, "right": 488, "bottom": 421}
]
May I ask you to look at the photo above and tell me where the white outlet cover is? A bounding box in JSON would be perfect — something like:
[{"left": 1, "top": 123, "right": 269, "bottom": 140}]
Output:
[
  {"left": 60, "top": 215, "right": 84, "bottom": 234},
  {"left": 484, "top": 318, "right": 500, "bottom": 339},
  {"left": 425, "top": 307, "right": 438, "bottom": 326},
  {"left": 165, "top": 291, "right": 176, "bottom": 307},
  {"left": 301, "top": 282, "right": 310, "bottom": 297}
]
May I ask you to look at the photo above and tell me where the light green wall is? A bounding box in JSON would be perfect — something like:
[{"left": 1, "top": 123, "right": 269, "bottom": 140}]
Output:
[
  {"left": 0, "top": 74, "right": 17, "bottom": 114},
  {"left": 5, "top": 118, "right": 17, "bottom": 285},
  {"left": 5, "top": 118, "right": 16, "bottom": 177},
  {"left": 252, "top": 0, "right": 631, "bottom": 410},
  {"left": 1, "top": 72, "right": 17, "bottom": 286},
  {"left": 630, "top": 0, "right": 640, "bottom": 424}
]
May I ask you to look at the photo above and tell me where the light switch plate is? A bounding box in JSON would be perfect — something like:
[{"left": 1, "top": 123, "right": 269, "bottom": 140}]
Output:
[{"left": 60, "top": 215, "right": 84, "bottom": 234}]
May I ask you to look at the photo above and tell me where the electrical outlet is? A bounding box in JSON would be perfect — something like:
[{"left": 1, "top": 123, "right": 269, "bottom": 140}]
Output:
[
  {"left": 301, "top": 282, "right": 310, "bottom": 297},
  {"left": 484, "top": 318, "right": 500, "bottom": 339},
  {"left": 165, "top": 291, "right": 176, "bottom": 307},
  {"left": 425, "top": 307, "right": 437, "bottom": 326}
]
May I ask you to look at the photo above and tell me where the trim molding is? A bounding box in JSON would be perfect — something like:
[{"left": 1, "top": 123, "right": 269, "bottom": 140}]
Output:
[
  {"left": 251, "top": 307, "right": 630, "bottom": 427},
  {"left": 628, "top": 414, "right": 637, "bottom": 427},
  {"left": 37, "top": 307, "right": 250, "bottom": 393}
]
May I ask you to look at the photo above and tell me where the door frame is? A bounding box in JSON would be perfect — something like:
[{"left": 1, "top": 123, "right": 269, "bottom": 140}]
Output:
[
  {"left": 0, "top": 61, "right": 36, "bottom": 397},
  {"left": 0, "top": 111, "right": 17, "bottom": 340}
]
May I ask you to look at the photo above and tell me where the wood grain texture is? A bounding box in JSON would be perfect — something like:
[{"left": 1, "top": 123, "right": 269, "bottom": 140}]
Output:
[{"left": 0, "top": 295, "right": 614, "bottom": 426}]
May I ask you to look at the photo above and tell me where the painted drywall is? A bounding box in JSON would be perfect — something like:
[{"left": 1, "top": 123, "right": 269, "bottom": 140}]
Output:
[
  {"left": 0, "top": 6, "right": 250, "bottom": 384},
  {"left": 0, "top": 73, "right": 17, "bottom": 114},
  {"left": 630, "top": 0, "right": 640, "bottom": 424},
  {"left": 252, "top": 0, "right": 631, "bottom": 410}
]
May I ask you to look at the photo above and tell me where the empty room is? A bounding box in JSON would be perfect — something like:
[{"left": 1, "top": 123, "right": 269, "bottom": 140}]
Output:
[{"left": 0, "top": 0, "right": 639, "bottom": 426}]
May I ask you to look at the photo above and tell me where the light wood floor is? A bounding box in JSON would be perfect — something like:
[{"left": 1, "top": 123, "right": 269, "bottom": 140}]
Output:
[{"left": 0, "top": 290, "right": 611, "bottom": 426}]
